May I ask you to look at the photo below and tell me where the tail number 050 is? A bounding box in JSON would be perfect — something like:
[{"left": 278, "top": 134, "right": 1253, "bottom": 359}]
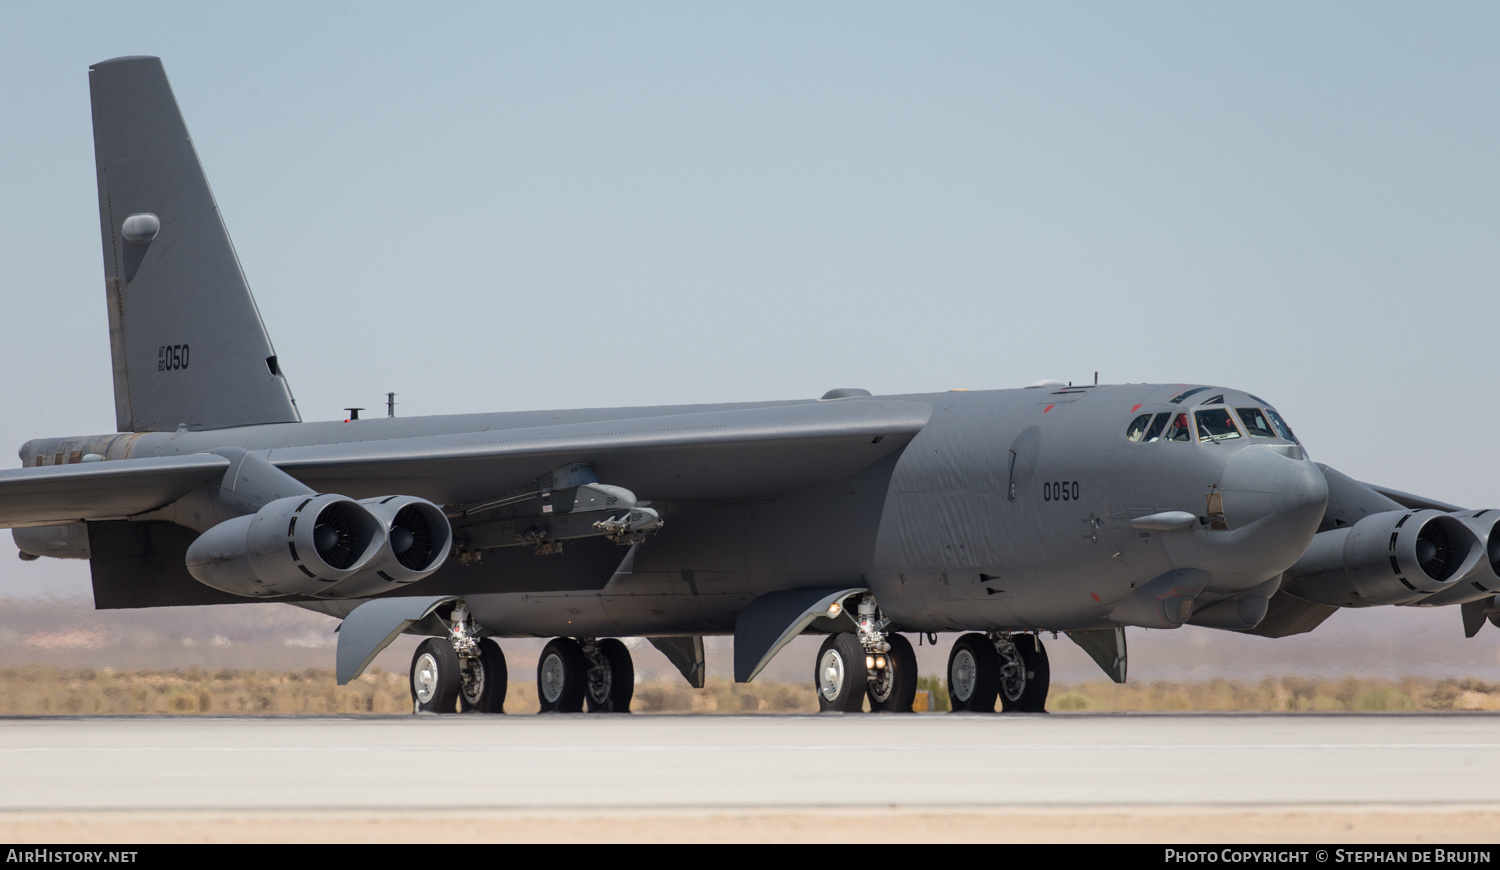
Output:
[
  {"left": 158, "top": 344, "right": 189, "bottom": 372},
  {"left": 1043, "top": 481, "right": 1080, "bottom": 501}
]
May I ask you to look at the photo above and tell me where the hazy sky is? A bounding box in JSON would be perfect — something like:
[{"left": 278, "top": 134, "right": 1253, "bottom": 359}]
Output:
[{"left": 1, "top": 3, "right": 1498, "bottom": 635}]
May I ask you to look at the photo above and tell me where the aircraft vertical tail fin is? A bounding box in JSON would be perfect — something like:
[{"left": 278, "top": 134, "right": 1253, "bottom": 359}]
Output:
[{"left": 90, "top": 56, "right": 299, "bottom": 433}]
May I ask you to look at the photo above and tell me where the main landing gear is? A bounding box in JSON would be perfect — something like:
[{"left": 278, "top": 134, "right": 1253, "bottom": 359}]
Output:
[
  {"left": 947, "top": 632, "right": 1050, "bottom": 713},
  {"left": 537, "top": 637, "right": 635, "bottom": 713},
  {"left": 814, "top": 595, "right": 919, "bottom": 712},
  {"left": 411, "top": 603, "right": 508, "bottom": 714},
  {"left": 409, "top": 624, "right": 636, "bottom": 715}
]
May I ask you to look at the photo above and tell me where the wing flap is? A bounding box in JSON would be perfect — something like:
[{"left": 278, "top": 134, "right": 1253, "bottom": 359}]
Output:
[{"left": 0, "top": 454, "right": 230, "bottom": 527}]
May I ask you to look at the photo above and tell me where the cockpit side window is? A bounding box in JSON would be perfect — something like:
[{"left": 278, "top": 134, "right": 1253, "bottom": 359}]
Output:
[
  {"left": 1236, "top": 407, "right": 1277, "bottom": 438},
  {"left": 1125, "top": 414, "right": 1153, "bottom": 442},
  {"left": 1266, "top": 409, "right": 1299, "bottom": 444},
  {"left": 1166, "top": 412, "right": 1193, "bottom": 442},
  {"left": 1195, "top": 408, "right": 1242, "bottom": 442},
  {"left": 1142, "top": 412, "right": 1169, "bottom": 443}
]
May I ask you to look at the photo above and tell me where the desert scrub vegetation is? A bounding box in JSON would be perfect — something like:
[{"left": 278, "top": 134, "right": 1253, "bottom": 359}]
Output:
[
  {"left": 1, "top": 669, "right": 1498, "bottom": 714},
  {"left": 1046, "top": 676, "right": 1500, "bottom": 712}
]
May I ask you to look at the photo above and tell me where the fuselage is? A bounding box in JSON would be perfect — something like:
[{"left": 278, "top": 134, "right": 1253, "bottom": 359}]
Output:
[{"left": 19, "top": 382, "right": 1327, "bottom": 637}]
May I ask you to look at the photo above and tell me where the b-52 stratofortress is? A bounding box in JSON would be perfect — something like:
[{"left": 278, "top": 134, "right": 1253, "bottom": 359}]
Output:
[{"left": 4, "top": 57, "right": 1497, "bottom": 714}]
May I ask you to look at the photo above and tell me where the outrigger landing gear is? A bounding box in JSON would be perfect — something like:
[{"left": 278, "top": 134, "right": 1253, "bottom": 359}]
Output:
[
  {"left": 537, "top": 637, "right": 636, "bottom": 713},
  {"left": 411, "top": 602, "right": 509, "bottom": 714},
  {"left": 947, "top": 631, "right": 1049, "bottom": 713},
  {"left": 815, "top": 594, "right": 919, "bottom": 713}
]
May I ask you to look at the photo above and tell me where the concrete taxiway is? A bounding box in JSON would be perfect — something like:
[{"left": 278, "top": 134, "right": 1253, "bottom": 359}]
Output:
[{"left": 0, "top": 713, "right": 1497, "bottom": 842}]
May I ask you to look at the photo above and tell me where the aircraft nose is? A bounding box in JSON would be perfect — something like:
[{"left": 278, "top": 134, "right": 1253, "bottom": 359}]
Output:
[{"left": 1220, "top": 445, "right": 1328, "bottom": 539}]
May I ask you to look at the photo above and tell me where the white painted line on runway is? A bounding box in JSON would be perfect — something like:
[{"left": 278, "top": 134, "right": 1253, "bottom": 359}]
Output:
[{"left": 2, "top": 742, "right": 1497, "bottom": 753}]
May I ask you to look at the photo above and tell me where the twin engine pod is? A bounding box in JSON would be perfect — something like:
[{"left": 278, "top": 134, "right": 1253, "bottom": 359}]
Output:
[
  {"left": 1425, "top": 509, "right": 1500, "bottom": 606},
  {"left": 184, "top": 493, "right": 453, "bottom": 599},
  {"left": 1283, "top": 509, "right": 1481, "bottom": 607}
]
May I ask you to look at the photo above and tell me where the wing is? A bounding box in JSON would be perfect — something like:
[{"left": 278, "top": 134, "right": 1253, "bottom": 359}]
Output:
[
  {"left": 0, "top": 399, "right": 931, "bottom": 526},
  {"left": 264, "top": 398, "right": 932, "bottom": 505},
  {"left": 1360, "top": 481, "right": 1465, "bottom": 513},
  {"left": 0, "top": 454, "right": 231, "bottom": 527}
]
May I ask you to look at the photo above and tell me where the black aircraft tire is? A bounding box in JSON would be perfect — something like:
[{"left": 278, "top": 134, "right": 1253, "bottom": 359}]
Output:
[
  {"left": 868, "top": 633, "right": 918, "bottom": 713},
  {"left": 459, "top": 637, "right": 508, "bottom": 714},
  {"left": 586, "top": 638, "right": 635, "bottom": 713},
  {"left": 815, "top": 633, "right": 869, "bottom": 712},
  {"left": 947, "top": 633, "right": 999, "bottom": 713},
  {"left": 537, "top": 637, "right": 588, "bottom": 713},
  {"left": 1007, "top": 634, "right": 1050, "bottom": 713},
  {"left": 410, "top": 638, "right": 461, "bottom": 714}
]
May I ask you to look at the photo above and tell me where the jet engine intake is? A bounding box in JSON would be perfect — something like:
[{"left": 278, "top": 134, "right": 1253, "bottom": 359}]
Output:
[
  {"left": 1282, "top": 509, "right": 1478, "bottom": 607},
  {"left": 1420, "top": 510, "right": 1500, "bottom": 606},
  {"left": 185, "top": 494, "right": 384, "bottom": 598},
  {"left": 316, "top": 496, "right": 454, "bottom": 598}
]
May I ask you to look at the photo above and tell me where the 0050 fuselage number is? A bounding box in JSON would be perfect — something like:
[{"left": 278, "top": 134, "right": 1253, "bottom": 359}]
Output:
[
  {"left": 1043, "top": 481, "right": 1080, "bottom": 501},
  {"left": 158, "top": 344, "right": 189, "bottom": 372}
]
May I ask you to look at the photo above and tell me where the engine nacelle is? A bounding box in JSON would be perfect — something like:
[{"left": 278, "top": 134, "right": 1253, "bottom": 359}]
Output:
[
  {"left": 185, "top": 494, "right": 384, "bottom": 598},
  {"left": 318, "top": 496, "right": 454, "bottom": 598},
  {"left": 1424, "top": 510, "right": 1500, "bottom": 606},
  {"left": 1283, "top": 509, "right": 1479, "bottom": 607}
]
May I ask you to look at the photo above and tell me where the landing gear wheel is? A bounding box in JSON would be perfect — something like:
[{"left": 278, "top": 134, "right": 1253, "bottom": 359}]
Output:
[
  {"left": 537, "top": 637, "right": 587, "bottom": 713},
  {"left": 411, "top": 638, "right": 460, "bottom": 714},
  {"left": 999, "top": 634, "right": 1050, "bottom": 713},
  {"left": 947, "top": 632, "right": 999, "bottom": 713},
  {"left": 586, "top": 638, "right": 635, "bottom": 713},
  {"left": 868, "top": 633, "right": 918, "bottom": 713},
  {"left": 815, "top": 632, "right": 869, "bottom": 712},
  {"left": 459, "top": 637, "right": 508, "bottom": 714}
]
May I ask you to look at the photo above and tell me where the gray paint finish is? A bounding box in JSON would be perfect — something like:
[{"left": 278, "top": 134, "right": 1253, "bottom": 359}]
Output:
[{"left": 5, "top": 56, "right": 1493, "bottom": 692}]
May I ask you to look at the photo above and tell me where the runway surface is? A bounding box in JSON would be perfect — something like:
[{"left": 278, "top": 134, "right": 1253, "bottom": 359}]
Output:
[
  {"left": 4, "top": 712, "right": 1500, "bottom": 808},
  {"left": 1, "top": 713, "right": 1497, "bottom": 841}
]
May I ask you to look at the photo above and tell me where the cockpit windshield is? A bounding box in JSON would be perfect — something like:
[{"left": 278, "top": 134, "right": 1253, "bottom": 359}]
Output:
[
  {"left": 1235, "top": 407, "right": 1277, "bottom": 438},
  {"left": 1265, "top": 408, "right": 1299, "bottom": 443},
  {"left": 1195, "top": 408, "right": 1242, "bottom": 442},
  {"left": 1122, "top": 399, "right": 1298, "bottom": 446}
]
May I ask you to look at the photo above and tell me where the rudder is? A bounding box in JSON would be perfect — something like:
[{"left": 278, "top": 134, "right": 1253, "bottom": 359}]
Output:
[{"left": 90, "top": 56, "right": 299, "bottom": 433}]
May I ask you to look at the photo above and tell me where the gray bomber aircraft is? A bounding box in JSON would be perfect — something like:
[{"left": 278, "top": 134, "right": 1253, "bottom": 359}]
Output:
[{"left": 4, "top": 56, "right": 1497, "bottom": 715}]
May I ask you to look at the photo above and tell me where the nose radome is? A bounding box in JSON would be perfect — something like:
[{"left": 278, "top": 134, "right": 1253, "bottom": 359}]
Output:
[{"left": 1220, "top": 445, "right": 1329, "bottom": 534}]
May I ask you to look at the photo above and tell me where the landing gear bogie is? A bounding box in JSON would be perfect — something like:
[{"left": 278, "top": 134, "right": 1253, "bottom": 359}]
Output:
[{"left": 947, "top": 631, "right": 1050, "bottom": 713}]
